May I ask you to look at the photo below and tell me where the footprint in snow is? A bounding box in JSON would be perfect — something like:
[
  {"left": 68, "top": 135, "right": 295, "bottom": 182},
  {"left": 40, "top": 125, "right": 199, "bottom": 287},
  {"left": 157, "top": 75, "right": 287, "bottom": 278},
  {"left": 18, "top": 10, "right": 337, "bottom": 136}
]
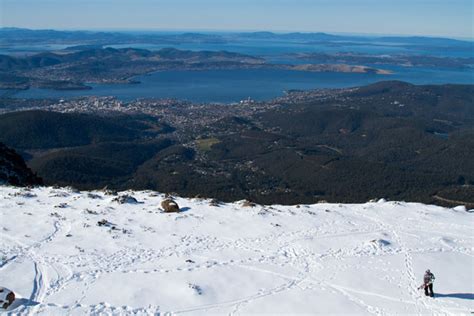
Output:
[{"left": 189, "top": 283, "right": 203, "bottom": 295}]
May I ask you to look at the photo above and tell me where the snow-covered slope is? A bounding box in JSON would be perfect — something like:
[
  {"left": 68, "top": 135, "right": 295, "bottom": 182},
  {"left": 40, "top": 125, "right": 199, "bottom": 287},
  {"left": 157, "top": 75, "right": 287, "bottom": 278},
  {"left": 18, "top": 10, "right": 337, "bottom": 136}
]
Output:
[{"left": 0, "top": 186, "right": 472, "bottom": 315}]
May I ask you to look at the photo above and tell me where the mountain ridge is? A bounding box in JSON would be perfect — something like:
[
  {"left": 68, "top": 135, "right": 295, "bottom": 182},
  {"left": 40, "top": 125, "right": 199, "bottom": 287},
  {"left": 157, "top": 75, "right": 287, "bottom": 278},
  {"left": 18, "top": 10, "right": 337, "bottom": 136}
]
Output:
[{"left": 1, "top": 27, "right": 471, "bottom": 45}]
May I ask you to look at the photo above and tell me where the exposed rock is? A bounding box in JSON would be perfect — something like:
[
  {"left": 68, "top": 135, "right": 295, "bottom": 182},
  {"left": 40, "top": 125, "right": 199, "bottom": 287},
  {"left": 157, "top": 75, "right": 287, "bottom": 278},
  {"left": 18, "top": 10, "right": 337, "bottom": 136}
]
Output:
[
  {"left": 97, "top": 219, "right": 115, "bottom": 228},
  {"left": 102, "top": 186, "right": 117, "bottom": 196},
  {"left": 241, "top": 200, "right": 256, "bottom": 207},
  {"left": 188, "top": 283, "right": 203, "bottom": 295},
  {"left": 369, "top": 239, "right": 392, "bottom": 248},
  {"left": 87, "top": 193, "right": 102, "bottom": 199},
  {"left": 85, "top": 209, "right": 99, "bottom": 215},
  {"left": 161, "top": 199, "right": 180, "bottom": 212},
  {"left": 0, "top": 287, "right": 15, "bottom": 310},
  {"left": 64, "top": 186, "right": 80, "bottom": 194},
  {"left": 12, "top": 189, "right": 37, "bottom": 198},
  {"left": 112, "top": 195, "right": 138, "bottom": 204},
  {"left": 0, "top": 143, "right": 42, "bottom": 187},
  {"left": 209, "top": 198, "right": 221, "bottom": 207}
]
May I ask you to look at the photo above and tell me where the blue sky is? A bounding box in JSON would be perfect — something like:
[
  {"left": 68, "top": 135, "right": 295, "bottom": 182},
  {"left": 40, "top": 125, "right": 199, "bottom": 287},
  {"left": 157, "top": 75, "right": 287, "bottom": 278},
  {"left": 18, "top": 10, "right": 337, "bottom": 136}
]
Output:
[{"left": 1, "top": 0, "right": 473, "bottom": 38}]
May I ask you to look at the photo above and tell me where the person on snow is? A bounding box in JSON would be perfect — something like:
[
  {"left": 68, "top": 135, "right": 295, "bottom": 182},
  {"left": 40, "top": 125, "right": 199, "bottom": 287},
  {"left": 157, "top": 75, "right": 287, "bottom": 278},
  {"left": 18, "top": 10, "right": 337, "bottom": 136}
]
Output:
[{"left": 420, "top": 269, "right": 435, "bottom": 297}]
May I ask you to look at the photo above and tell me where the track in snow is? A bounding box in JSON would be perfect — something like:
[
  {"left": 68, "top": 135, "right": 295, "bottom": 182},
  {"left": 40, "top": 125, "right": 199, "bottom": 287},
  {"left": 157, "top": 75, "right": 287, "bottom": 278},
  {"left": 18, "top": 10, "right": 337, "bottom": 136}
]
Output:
[{"left": 0, "top": 186, "right": 472, "bottom": 315}]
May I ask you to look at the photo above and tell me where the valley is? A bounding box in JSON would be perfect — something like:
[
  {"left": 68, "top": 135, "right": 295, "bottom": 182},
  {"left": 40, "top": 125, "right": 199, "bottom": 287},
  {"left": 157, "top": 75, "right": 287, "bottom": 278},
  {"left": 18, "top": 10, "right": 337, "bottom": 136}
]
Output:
[{"left": 1, "top": 81, "right": 473, "bottom": 208}]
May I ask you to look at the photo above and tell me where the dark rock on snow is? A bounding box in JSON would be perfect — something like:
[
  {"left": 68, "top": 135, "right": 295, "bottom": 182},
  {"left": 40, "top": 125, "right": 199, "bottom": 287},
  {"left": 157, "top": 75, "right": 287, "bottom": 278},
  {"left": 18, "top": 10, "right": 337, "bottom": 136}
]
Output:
[
  {"left": 0, "top": 143, "right": 42, "bottom": 186},
  {"left": 161, "top": 199, "right": 180, "bottom": 212}
]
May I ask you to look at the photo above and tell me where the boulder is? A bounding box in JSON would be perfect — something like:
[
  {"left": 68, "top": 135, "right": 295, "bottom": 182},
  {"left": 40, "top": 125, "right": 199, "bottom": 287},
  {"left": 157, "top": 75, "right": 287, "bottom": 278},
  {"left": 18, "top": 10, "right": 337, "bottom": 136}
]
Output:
[
  {"left": 241, "top": 200, "right": 256, "bottom": 207},
  {"left": 113, "top": 195, "right": 138, "bottom": 204},
  {"left": 209, "top": 198, "right": 220, "bottom": 207},
  {"left": 161, "top": 199, "right": 180, "bottom": 213},
  {"left": 0, "top": 287, "right": 15, "bottom": 310}
]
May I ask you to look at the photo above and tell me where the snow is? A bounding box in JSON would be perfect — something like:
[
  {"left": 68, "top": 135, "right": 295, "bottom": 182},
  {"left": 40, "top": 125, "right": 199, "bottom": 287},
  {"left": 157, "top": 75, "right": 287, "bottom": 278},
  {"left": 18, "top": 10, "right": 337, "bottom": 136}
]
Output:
[{"left": 0, "top": 185, "right": 472, "bottom": 315}]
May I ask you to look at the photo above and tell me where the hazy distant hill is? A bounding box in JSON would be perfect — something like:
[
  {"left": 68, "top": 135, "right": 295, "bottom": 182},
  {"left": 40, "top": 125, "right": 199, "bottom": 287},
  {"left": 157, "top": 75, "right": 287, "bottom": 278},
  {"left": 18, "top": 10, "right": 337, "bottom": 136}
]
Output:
[
  {"left": 0, "top": 47, "right": 264, "bottom": 72},
  {"left": 1, "top": 27, "right": 471, "bottom": 47},
  {"left": 0, "top": 28, "right": 227, "bottom": 45}
]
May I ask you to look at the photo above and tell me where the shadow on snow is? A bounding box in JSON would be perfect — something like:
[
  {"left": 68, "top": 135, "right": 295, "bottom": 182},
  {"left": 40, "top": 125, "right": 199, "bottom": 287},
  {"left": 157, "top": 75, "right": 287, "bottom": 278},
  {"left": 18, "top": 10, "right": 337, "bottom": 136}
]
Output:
[
  {"left": 8, "top": 298, "right": 39, "bottom": 310},
  {"left": 435, "top": 293, "right": 474, "bottom": 300}
]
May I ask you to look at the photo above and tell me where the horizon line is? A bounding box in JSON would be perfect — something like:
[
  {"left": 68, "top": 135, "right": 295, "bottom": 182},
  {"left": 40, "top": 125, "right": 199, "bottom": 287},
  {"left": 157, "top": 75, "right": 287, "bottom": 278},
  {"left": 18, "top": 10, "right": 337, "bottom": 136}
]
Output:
[{"left": 2, "top": 26, "right": 473, "bottom": 42}]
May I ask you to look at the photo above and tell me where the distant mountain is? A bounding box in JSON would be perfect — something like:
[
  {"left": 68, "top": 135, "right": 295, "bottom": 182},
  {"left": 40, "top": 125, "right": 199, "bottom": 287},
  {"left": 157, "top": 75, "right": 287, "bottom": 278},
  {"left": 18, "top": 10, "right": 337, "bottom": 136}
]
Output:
[
  {"left": 0, "top": 53, "right": 64, "bottom": 71},
  {"left": 234, "top": 31, "right": 473, "bottom": 46},
  {"left": 376, "top": 35, "right": 473, "bottom": 46},
  {"left": 0, "top": 28, "right": 227, "bottom": 45},
  {"left": 0, "top": 142, "right": 42, "bottom": 186},
  {"left": 236, "top": 31, "right": 348, "bottom": 41},
  {"left": 1, "top": 27, "right": 471, "bottom": 47}
]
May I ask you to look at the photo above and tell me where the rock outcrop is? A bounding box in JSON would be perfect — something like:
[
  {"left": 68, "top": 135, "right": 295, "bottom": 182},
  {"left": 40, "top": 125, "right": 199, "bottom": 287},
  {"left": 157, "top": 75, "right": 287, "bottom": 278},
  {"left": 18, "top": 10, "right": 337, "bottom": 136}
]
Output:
[{"left": 0, "top": 143, "right": 42, "bottom": 186}]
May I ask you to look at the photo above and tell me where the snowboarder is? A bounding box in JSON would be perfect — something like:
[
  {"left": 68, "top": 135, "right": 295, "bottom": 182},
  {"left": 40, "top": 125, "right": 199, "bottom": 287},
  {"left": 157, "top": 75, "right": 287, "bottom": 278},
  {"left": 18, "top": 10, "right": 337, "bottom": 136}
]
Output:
[{"left": 418, "top": 269, "right": 435, "bottom": 297}]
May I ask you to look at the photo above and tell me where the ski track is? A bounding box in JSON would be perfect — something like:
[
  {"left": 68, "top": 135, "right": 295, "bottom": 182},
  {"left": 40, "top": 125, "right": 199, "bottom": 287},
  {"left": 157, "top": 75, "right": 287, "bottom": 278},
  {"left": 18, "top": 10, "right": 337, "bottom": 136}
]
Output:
[
  {"left": 354, "top": 205, "right": 466, "bottom": 315},
  {"left": 173, "top": 278, "right": 302, "bottom": 315},
  {"left": 0, "top": 186, "right": 472, "bottom": 315}
]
